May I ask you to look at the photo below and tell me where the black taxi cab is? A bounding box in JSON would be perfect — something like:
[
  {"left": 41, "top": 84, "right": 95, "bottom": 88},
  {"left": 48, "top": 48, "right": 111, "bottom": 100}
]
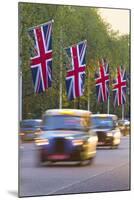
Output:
[
  {"left": 35, "top": 109, "right": 98, "bottom": 166},
  {"left": 20, "top": 119, "right": 42, "bottom": 142},
  {"left": 118, "top": 119, "right": 130, "bottom": 136},
  {"left": 91, "top": 114, "right": 121, "bottom": 148}
]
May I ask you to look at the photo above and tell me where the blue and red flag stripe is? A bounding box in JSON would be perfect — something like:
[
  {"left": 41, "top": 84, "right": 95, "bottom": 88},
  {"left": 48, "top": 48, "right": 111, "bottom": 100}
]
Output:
[
  {"left": 65, "top": 41, "right": 87, "bottom": 100},
  {"left": 113, "top": 66, "right": 127, "bottom": 106},
  {"left": 95, "top": 59, "right": 109, "bottom": 103},
  {"left": 28, "top": 21, "right": 53, "bottom": 93}
]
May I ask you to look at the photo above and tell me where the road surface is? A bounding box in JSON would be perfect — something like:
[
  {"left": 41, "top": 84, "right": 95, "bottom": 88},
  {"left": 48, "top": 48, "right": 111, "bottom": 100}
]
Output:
[{"left": 19, "top": 136, "right": 130, "bottom": 197}]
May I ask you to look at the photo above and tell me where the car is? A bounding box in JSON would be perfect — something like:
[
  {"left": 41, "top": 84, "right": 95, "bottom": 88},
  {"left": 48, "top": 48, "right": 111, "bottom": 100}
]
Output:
[
  {"left": 118, "top": 119, "right": 130, "bottom": 136},
  {"left": 35, "top": 109, "right": 98, "bottom": 166},
  {"left": 19, "top": 119, "right": 42, "bottom": 142},
  {"left": 91, "top": 114, "right": 121, "bottom": 148}
]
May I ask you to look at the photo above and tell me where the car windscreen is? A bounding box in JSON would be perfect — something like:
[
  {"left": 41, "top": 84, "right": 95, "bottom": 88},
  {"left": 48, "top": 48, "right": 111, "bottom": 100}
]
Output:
[
  {"left": 21, "top": 120, "right": 41, "bottom": 128},
  {"left": 41, "top": 115, "right": 89, "bottom": 131},
  {"left": 118, "top": 121, "right": 124, "bottom": 125},
  {"left": 118, "top": 120, "right": 129, "bottom": 126},
  {"left": 91, "top": 117, "right": 114, "bottom": 129}
]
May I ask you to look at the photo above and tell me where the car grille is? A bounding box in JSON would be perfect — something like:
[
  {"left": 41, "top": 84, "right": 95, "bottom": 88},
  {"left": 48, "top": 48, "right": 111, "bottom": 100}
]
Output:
[
  {"left": 54, "top": 138, "right": 66, "bottom": 153},
  {"left": 96, "top": 132, "right": 106, "bottom": 142}
]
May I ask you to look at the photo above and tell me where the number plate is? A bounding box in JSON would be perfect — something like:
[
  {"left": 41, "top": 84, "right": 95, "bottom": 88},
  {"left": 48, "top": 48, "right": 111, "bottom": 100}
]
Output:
[
  {"left": 48, "top": 154, "right": 69, "bottom": 160},
  {"left": 98, "top": 141, "right": 104, "bottom": 145}
]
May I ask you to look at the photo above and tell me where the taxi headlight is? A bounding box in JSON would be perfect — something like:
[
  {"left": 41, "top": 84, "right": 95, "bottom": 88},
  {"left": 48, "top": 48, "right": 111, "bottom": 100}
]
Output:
[
  {"left": 88, "top": 136, "right": 98, "bottom": 143},
  {"left": 114, "top": 132, "right": 120, "bottom": 138},
  {"left": 106, "top": 132, "right": 113, "bottom": 137},
  {"left": 20, "top": 132, "right": 25, "bottom": 136},
  {"left": 72, "top": 139, "right": 83, "bottom": 146},
  {"left": 34, "top": 130, "right": 41, "bottom": 135},
  {"left": 35, "top": 138, "right": 49, "bottom": 145}
]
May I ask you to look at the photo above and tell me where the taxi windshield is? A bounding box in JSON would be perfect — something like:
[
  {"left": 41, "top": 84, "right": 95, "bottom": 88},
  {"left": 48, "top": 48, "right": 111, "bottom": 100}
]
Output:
[
  {"left": 41, "top": 115, "right": 89, "bottom": 131},
  {"left": 91, "top": 117, "right": 114, "bottom": 129}
]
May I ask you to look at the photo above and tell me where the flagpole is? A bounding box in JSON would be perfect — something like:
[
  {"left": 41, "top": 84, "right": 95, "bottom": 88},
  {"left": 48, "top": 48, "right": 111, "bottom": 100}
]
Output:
[
  {"left": 19, "top": 23, "right": 22, "bottom": 121},
  {"left": 19, "top": 71, "right": 22, "bottom": 121},
  {"left": 87, "top": 95, "right": 90, "bottom": 111},
  {"left": 107, "top": 95, "right": 110, "bottom": 114},
  {"left": 88, "top": 95, "right": 90, "bottom": 111},
  {"left": 64, "top": 40, "right": 87, "bottom": 50},
  {"left": 122, "top": 104, "right": 124, "bottom": 120},
  {"left": 28, "top": 19, "right": 54, "bottom": 31},
  {"left": 59, "top": 28, "right": 63, "bottom": 109},
  {"left": 87, "top": 68, "right": 90, "bottom": 111}
]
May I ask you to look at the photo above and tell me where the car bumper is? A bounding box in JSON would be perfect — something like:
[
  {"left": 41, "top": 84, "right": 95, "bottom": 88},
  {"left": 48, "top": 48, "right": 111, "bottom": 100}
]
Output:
[
  {"left": 22, "top": 135, "right": 35, "bottom": 142},
  {"left": 38, "top": 145, "right": 93, "bottom": 162},
  {"left": 97, "top": 136, "right": 120, "bottom": 146},
  {"left": 120, "top": 128, "right": 130, "bottom": 135},
  {"left": 97, "top": 138, "right": 113, "bottom": 146}
]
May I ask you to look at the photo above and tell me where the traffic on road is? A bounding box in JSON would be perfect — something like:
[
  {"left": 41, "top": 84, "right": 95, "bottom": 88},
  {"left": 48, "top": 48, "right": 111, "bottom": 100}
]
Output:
[{"left": 19, "top": 109, "right": 130, "bottom": 197}]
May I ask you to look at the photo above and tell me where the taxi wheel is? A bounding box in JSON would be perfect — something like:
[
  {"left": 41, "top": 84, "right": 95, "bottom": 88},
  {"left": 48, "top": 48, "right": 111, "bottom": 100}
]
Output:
[
  {"left": 35, "top": 159, "right": 43, "bottom": 167},
  {"left": 78, "top": 158, "right": 94, "bottom": 166},
  {"left": 88, "top": 157, "right": 95, "bottom": 164},
  {"left": 35, "top": 151, "right": 47, "bottom": 167},
  {"left": 42, "top": 161, "right": 53, "bottom": 166},
  {"left": 35, "top": 155, "right": 46, "bottom": 167},
  {"left": 111, "top": 145, "right": 119, "bottom": 149},
  {"left": 36, "top": 160, "right": 53, "bottom": 167},
  {"left": 78, "top": 160, "right": 89, "bottom": 166}
]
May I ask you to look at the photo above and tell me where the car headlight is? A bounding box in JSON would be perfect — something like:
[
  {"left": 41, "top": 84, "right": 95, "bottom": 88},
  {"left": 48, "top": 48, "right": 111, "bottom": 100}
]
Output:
[
  {"left": 19, "top": 132, "right": 24, "bottom": 136},
  {"left": 72, "top": 139, "right": 83, "bottom": 146},
  {"left": 120, "top": 127, "right": 124, "bottom": 130},
  {"left": 88, "top": 136, "right": 98, "bottom": 143},
  {"left": 34, "top": 130, "right": 41, "bottom": 135},
  {"left": 106, "top": 132, "right": 113, "bottom": 137},
  {"left": 114, "top": 132, "right": 121, "bottom": 138},
  {"left": 35, "top": 138, "right": 49, "bottom": 146}
]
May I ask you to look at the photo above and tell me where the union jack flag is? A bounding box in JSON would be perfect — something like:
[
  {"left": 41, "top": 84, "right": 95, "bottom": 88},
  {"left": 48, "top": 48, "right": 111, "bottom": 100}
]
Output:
[
  {"left": 95, "top": 59, "right": 109, "bottom": 103},
  {"left": 28, "top": 21, "right": 53, "bottom": 93},
  {"left": 65, "top": 41, "right": 87, "bottom": 100},
  {"left": 112, "top": 66, "right": 127, "bottom": 107}
]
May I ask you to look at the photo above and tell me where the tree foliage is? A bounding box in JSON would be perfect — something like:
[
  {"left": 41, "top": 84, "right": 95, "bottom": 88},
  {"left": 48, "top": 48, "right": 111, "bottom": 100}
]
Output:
[{"left": 19, "top": 3, "right": 130, "bottom": 119}]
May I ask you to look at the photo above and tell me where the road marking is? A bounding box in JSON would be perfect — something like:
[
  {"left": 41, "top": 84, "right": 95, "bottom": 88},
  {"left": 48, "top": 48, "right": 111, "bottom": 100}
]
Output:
[{"left": 46, "top": 162, "right": 129, "bottom": 195}]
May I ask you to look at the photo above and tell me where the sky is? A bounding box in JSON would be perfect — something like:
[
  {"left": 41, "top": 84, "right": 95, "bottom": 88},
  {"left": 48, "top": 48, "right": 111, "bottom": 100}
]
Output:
[{"left": 98, "top": 8, "right": 130, "bottom": 35}]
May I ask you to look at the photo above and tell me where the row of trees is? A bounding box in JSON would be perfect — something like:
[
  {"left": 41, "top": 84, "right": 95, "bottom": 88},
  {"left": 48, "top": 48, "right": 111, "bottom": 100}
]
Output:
[{"left": 19, "top": 3, "right": 130, "bottom": 119}]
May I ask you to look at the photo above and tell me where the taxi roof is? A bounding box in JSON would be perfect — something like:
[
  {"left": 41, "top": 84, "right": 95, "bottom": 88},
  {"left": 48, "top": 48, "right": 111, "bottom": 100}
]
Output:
[
  {"left": 43, "top": 109, "right": 91, "bottom": 117},
  {"left": 91, "top": 114, "right": 117, "bottom": 120}
]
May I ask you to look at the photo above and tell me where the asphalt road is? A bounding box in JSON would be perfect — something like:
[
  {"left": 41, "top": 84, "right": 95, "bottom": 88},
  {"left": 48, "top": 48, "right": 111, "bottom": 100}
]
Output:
[{"left": 19, "top": 136, "right": 130, "bottom": 197}]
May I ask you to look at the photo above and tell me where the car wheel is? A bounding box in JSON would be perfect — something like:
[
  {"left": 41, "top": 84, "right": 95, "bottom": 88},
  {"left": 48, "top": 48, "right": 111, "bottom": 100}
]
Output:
[
  {"left": 35, "top": 150, "right": 47, "bottom": 167},
  {"left": 41, "top": 161, "right": 52, "bottom": 166},
  {"left": 111, "top": 145, "right": 119, "bottom": 149},
  {"left": 78, "top": 160, "right": 88, "bottom": 166},
  {"left": 36, "top": 160, "right": 53, "bottom": 167},
  {"left": 35, "top": 159, "right": 43, "bottom": 167},
  {"left": 78, "top": 158, "right": 93, "bottom": 166},
  {"left": 88, "top": 157, "right": 95, "bottom": 164}
]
